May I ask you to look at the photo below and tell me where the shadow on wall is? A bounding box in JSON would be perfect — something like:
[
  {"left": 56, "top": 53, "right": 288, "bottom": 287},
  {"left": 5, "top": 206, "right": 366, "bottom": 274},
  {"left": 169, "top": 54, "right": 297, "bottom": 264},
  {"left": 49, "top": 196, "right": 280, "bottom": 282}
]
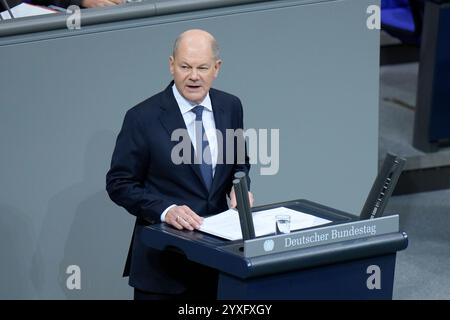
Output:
[
  {"left": 0, "top": 205, "right": 38, "bottom": 299},
  {"left": 60, "top": 190, "right": 132, "bottom": 299},
  {"left": 32, "top": 130, "right": 133, "bottom": 299}
]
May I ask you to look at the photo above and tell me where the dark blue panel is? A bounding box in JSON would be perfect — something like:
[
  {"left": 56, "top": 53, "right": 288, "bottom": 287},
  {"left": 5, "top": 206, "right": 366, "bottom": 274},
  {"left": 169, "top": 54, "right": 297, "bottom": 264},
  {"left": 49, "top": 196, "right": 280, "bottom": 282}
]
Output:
[
  {"left": 218, "top": 254, "right": 396, "bottom": 299},
  {"left": 429, "top": 5, "right": 450, "bottom": 141},
  {"left": 382, "top": 8, "right": 415, "bottom": 32},
  {"left": 382, "top": 0, "right": 410, "bottom": 8}
]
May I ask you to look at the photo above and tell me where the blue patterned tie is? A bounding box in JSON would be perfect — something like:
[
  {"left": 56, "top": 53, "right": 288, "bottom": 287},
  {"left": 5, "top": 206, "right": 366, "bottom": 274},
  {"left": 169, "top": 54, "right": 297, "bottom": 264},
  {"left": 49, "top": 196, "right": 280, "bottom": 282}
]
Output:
[{"left": 191, "top": 105, "right": 213, "bottom": 190}]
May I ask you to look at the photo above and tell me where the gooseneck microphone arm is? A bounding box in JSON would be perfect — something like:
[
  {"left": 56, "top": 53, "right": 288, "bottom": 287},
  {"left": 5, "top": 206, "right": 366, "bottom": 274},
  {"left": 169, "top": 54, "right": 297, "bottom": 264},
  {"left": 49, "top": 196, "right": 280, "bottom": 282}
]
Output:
[{"left": 1, "top": 0, "right": 15, "bottom": 19}]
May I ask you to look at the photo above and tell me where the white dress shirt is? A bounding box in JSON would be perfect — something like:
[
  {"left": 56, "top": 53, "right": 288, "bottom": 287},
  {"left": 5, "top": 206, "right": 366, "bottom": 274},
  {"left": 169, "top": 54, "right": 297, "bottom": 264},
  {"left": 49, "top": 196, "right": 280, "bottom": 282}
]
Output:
[{"left": 160, "top": 84, "right": 218, "bottom": 221}]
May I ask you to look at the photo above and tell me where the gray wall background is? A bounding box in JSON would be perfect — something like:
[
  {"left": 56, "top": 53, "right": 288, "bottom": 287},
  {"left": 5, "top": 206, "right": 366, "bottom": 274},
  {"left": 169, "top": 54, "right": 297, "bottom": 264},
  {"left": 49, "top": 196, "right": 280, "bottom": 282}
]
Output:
[{"left": 0, "top": 0, "right": 379, "bottom": 299}]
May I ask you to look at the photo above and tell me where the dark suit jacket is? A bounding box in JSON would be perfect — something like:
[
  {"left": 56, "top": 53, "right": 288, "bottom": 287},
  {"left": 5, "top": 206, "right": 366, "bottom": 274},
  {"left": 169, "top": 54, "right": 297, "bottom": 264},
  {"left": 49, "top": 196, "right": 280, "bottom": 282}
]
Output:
[{"left": 106, "top": 82, "right": 250, "bottom": 294}]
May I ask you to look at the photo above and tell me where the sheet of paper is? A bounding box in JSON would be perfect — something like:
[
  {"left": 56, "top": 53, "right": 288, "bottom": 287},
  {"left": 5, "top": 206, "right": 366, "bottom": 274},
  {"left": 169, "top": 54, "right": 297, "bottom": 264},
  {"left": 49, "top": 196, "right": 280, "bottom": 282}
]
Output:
[
  {"left": 1, "top": 3, "right": 56, "bottom": 20},
  {"left": 199, "top": 209, "right": 242, "bottom": 240},
  {"left": 199, "top": 207, "right": 332, "bottom": 241}
]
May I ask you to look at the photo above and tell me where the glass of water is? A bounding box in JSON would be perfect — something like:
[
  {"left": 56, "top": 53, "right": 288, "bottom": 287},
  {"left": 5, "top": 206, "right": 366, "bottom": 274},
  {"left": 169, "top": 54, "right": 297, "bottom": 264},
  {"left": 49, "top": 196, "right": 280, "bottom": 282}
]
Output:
[{"left": 275, "top": 215, "right": 291, "bottom": 234}]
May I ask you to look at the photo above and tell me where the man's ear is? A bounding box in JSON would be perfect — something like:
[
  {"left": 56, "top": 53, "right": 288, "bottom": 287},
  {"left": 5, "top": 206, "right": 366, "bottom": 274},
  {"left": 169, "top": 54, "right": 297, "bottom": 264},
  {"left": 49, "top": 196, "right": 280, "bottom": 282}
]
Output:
[
  {"left": 214, "top": 59, "right": 222, "bottom": 78},
  {"left": 169, "top": 56, "right": 175, "bottom": 75}
]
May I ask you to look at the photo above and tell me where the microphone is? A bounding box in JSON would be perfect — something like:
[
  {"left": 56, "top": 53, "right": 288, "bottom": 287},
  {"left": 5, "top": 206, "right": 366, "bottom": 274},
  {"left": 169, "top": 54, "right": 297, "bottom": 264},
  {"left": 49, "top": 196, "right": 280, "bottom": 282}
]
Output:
[
  {"left": 233, "top": 171, "right": 255, "bottom": 240},
  {"left": 1, "top": 0, "right": 15, "bottom": 19},
  {"left": 360, "top": 153, "right": 406, "bottom": 220}
]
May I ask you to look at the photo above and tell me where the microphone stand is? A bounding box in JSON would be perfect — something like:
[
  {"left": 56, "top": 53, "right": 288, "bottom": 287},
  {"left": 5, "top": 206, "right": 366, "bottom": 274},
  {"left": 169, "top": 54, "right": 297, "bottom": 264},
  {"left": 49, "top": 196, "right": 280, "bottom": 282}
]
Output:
[{"left": 1, "top": 0, "right": 15, "bottom": 19}]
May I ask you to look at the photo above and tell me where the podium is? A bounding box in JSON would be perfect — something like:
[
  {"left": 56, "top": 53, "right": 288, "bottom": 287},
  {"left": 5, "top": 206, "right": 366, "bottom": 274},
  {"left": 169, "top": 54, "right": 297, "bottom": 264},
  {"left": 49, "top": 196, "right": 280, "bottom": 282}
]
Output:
[{"left": 139, "top": 199, "right": 408, "bottom": 299}]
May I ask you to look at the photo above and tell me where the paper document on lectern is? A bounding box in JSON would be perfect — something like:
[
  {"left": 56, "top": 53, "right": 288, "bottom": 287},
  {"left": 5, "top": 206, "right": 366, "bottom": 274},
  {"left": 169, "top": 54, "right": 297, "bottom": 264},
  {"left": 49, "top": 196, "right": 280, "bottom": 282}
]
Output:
[{"left": 199, "top": 207, "right": 331, "bottom": 241}]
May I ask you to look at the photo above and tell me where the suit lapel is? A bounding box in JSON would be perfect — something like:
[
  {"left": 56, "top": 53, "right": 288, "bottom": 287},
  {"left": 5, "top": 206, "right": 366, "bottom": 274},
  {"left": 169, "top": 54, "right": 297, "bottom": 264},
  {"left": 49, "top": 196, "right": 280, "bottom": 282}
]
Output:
[{"left": 159, "top": 83, "right": 207, "bottom": 192}]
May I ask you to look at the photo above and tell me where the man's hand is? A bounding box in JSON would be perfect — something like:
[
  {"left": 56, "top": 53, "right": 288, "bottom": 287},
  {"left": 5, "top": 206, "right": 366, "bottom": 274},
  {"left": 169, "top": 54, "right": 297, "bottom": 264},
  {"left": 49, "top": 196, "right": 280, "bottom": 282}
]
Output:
[
  {"left": 82, "top": 0, "right": 123, "bottom": 8},
  {"left": 165, "top": 205, "right": 203, "bottom": 231},
  {"left": 229, "top": 187, "right": 254, "bottom": 209}
]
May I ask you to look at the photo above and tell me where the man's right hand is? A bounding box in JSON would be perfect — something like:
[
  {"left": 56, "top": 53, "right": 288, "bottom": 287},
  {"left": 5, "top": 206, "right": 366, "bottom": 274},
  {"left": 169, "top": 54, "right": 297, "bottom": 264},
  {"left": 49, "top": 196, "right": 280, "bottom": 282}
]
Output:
[{"left": 165, "top": 205, "right": 203, "bottom": 231}]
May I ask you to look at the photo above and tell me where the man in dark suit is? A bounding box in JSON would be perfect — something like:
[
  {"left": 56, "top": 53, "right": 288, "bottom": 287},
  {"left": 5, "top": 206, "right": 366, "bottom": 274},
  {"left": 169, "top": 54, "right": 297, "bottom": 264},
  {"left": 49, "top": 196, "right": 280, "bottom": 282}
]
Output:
[{"left": 106, "top": 29, "right": 253, "bottom": 300}]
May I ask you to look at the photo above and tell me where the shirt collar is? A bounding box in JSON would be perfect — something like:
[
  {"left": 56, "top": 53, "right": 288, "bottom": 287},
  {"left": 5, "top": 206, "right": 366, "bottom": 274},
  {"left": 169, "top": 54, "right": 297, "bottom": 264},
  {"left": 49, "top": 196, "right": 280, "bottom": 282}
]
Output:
[{"left": 172, "top": 84, "right": 213, "bottom": 115}]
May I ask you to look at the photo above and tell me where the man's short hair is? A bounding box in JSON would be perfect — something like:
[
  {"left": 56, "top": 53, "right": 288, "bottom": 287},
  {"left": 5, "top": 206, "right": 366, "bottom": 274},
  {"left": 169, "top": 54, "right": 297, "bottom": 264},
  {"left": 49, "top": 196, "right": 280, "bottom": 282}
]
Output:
[{"left": 172, "top": 33, "right": 220, "bottom": 60}]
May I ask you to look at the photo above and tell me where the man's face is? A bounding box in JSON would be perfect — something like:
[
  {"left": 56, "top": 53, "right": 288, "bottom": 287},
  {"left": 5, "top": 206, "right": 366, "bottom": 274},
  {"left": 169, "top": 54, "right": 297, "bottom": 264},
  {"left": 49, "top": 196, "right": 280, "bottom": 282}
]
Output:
[{"left": 169, "top": 39, "right": 222, "bottom": 104}]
